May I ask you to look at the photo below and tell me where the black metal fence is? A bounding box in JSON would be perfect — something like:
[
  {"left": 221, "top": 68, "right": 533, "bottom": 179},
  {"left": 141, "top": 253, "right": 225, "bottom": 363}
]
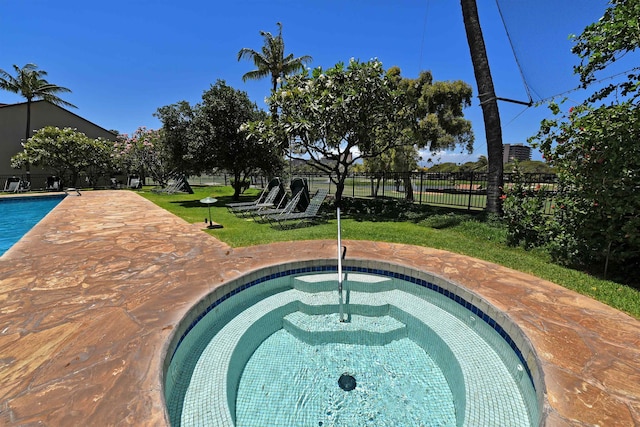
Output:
[
  {"left": 293, "top": 172, "right": 559, "bottom": 213},
  {"left": 2, "top": 171, "right": 559, "bottom": 213},
  {"left": 196, "top": 171, "right": 558, "bottom": 213}
]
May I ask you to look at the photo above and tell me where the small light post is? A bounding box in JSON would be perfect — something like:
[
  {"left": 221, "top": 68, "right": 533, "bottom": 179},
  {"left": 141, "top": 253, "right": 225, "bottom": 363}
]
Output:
[{"left": 200, "top": 197, "right": 222, "bottom": 229}]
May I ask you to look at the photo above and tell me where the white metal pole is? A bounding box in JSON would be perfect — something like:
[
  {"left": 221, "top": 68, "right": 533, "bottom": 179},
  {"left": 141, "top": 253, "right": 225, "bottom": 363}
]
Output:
[{"left": 337, "top": 207, "right": 344, "bottom": 322}]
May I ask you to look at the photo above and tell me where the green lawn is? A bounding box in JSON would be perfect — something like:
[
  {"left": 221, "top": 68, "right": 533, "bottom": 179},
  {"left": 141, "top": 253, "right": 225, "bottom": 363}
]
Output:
[{"left": 139, "top": 185, "right": 640, "bottom": 319}]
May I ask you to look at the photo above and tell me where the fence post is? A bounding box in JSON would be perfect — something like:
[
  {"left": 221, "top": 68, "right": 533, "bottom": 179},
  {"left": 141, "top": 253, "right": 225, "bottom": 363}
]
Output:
[
  {"left": 352, "top": 172, "right": 355, "bottom": 197},
  {"left": 467, "top": 172, "right": 474, "bottom": 210},
  {"left": 419, "top": 171, "right": 424, "bottom": 205}
]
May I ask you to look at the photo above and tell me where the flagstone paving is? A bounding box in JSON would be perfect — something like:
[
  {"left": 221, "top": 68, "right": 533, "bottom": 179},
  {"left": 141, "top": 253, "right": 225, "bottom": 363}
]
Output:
[{"left": 0, "top": 190, "right": 638, "bottom": 426}]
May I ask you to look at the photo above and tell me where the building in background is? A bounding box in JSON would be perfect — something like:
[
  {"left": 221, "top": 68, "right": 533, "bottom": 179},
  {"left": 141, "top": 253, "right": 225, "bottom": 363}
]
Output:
[
  {"left": 0, "top": 100, "right": 116, "bottom": 177},
  {"left": 502, "top": 143, "right": 531, "bottom": 164}
]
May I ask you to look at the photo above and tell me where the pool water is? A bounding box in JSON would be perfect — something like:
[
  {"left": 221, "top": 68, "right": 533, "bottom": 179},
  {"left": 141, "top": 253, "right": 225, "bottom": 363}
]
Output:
[
  {"left": 237, "top": 331, "right": 455, "bottom": 426},
  {"left": 0, "top": 195, "right": 64, "bottom": 256},
  {"left": 165, "top": 268, "right": 540, "bottom": 427}
]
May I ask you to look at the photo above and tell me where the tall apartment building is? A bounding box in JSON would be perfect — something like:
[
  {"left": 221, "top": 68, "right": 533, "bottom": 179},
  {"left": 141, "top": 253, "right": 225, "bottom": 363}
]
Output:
[{"left": 503, "top": 143, "right": 531, "bottom": 164}]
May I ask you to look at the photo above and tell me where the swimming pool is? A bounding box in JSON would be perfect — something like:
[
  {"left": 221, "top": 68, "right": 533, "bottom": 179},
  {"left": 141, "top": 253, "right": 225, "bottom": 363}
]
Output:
[
  {"left": 164, "top": 261, "right": 543, "bottom": 426},
  {"left": 0, "top": 195, "right": 65, "bottom": 256}
]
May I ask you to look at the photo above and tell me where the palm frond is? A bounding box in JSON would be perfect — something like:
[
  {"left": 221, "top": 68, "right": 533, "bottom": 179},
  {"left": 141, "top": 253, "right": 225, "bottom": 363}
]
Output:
[
  {"left": 242, "top": 69, "right": 271, "bottom": 83},
  {"left": 237, "top": 23, "right": 313, "bottom": 97},
  {"left": 0, "top": 63, "right": 75, "bottom": 107}
]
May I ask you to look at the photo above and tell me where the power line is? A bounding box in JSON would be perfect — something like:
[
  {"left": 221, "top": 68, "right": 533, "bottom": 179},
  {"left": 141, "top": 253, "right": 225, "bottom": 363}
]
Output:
[
  {"left": 536, "top": 66, "right": 640, "bottom": 104},
  {"left": 418, "top": 0, "right": 430, "bottom": 71},
  {"left": 495, "top": 0, "right": 534, "bottom": 106}
]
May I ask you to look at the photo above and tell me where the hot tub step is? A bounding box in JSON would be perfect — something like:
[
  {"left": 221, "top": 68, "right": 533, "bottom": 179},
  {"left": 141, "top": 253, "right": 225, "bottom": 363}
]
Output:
[
  {"left": 283, "top": 311, "right": 407, "bottom": 345},
  {"left": 293, "top": 272, "right": 393, "bottom": 293}
]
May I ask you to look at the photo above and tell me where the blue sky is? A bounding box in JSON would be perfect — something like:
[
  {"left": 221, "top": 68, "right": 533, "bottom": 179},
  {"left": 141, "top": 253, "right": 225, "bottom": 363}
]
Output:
[{"left": 1, "top": 0, "right": 619, "bottom": 165}]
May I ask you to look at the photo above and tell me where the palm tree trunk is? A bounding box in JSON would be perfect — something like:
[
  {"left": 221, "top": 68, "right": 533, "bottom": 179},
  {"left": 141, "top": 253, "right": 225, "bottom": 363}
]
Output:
[
  {"left": 461, "top": 0, "right": 503, "bottom": 214},
  {"left": 271, "top": 77, "right": 279, "bottom": 119},
  {"left": 24, "top": 99, "right": 32, "bottom": 178}
]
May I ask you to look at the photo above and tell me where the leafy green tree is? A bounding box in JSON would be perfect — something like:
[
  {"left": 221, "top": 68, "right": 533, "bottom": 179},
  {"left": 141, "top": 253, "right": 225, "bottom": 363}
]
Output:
[
  {"left": 11, "top": 126, "right": 113, "bottom": 186},
  {"left": 529, "top": 0, "right": 640, "bottom": 280},
  {"left": 363, "top": 145, "right": 420, "bottom": 198},
  {"left": 237, "top": 22, "right": 312, "bottom": 117},
  {"left": 364, "top": 67, "right": 474, "bottom": 200},
  {"left": 428, "top": 162, "right": 460, "bottom": 173},
  {"left": 192, "top": 80, "right": 281, "bottom": 199},
  {"left": 387, "top": 67, "right": 474, "bottom": 154},
  {"left": 571, "top": 0, "right": 640, "bottom": 102},
  {"left": 155, "top": 82, "right": 283, "bottom": 199},
  {"left": 0, "top": 64, "right": 76, "bottom": 143},
  {"left": 154, "top": 101, "right": 194, "bottom": 177},
  {"left": 245, "top": 59, "right": 410, "bottom": 205},
  {"left": 504, "top": 160, "right": 553, "bottom": 174}
]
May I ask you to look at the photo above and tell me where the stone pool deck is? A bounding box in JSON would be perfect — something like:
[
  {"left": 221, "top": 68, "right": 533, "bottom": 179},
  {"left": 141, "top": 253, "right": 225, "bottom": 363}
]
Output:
[{"left": 0, "top": 190, "right": 638, "bottom": 426}]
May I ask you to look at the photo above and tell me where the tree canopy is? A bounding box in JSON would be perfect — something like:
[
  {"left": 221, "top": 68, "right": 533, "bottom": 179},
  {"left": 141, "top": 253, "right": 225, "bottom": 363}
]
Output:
[
  {"left": 376, "top": 67, "right": 474, "bottom": 200},
  {"left": 155, "top": 81, "right": 282, "bottom": 199},
  {"left": 192, "top": 81, "right": 280, "bottom": 198},
  {"left": 571, "top": 0, "right": 640, "bottom": 101},
  {"left": 245, "top": 59, "right": 475, "bottom": 205},
  {"left": 154, "top": 101, "right": 194, "bottom": 177},
  {"left": 523, "top": 0, "right": 640, "bottom": 282},
  {"left": 11, "top": 126, "right": 112, "bottom": 186},
  {"left": 245, "top": 59, "right": 408, "bottom": 204}
]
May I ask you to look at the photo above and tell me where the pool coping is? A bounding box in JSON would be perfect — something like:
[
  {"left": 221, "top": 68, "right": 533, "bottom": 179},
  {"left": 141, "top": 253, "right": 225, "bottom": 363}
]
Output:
[{"left": 0, "top": 190, "right": 639, "bottom": 426}]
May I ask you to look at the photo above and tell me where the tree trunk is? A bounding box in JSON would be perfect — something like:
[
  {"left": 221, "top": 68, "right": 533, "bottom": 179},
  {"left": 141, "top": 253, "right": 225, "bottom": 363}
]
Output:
[
  {"left": 461, "top": 0, "right": 504, "bottom": 214},
  {"left": 334, "top": 179, "right": 345, "bottom": 208},
  {"left": 25, "top": 99, "right": 32, "bottom": 179},
  {"left": 232, "top": 171, "right": 243, "bottom": 200},
  {"left": 25, "top": 100, "right": 31, "bottom": 142},
  {"left": 403, "top": 172, "right": 414, "bottom": 201},
  {"left": 271, "top": 77, "right": 279, "bottom": 119},
  {"left": 371, "top": 176, "right": 382, "bottom": 197}
]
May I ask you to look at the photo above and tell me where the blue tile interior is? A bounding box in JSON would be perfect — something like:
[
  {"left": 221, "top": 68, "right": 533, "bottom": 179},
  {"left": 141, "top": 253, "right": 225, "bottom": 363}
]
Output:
[
  {"left": 165, "top": 264, "right": 541, "bottom": 426},
  {"left": 169, "top": 265, "right": 534, "bottom": 386}
]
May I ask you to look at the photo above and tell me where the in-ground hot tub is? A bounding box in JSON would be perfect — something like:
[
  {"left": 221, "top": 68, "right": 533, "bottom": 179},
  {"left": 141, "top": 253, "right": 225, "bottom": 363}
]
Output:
[{"left": 163, "top": 260, "right": 544, "bottom": 426}]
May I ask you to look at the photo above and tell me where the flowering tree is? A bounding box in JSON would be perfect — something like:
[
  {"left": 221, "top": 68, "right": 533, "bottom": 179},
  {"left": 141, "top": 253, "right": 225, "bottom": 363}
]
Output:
[
  {"left": 11, "top": 126, "right": 113, "bottom": 186},
  {"left": 245, "top": 59, "right": 410, "bottom": 205},
  {"left": 113, "top": 127, "right": 172, "bottom": 185},
  {"left": 154, "top": 101, "right": 194, "bottom": 178},
  {"left": 527, "top": 0, "right": 640, "bottom": 280},
  {"left": 246, "top": 60, "right": 473, "bottom": 205},
  {"left": 531, "top": 102, "right": 639, "bottom": 276}
]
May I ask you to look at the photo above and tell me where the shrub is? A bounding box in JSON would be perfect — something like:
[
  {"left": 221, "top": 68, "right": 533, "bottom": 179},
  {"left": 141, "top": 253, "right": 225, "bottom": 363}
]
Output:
[
  {"left": 531, "top": 102, "right": 640, "bottom": 280},
  {"left": 502, "top": 163, "right": 550, "bottom": 249}
]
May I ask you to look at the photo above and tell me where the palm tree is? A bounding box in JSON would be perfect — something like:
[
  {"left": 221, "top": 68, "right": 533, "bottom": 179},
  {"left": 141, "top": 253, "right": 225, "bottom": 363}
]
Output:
[
  {"left": 0, "top": 63, "right": 77, "bottom": 144},
  {"left": 460, "top": 0, "right": 504, "bottom": 214},
  {"left": 237, "top": 22, "right": 312, "bottom": 117}
]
